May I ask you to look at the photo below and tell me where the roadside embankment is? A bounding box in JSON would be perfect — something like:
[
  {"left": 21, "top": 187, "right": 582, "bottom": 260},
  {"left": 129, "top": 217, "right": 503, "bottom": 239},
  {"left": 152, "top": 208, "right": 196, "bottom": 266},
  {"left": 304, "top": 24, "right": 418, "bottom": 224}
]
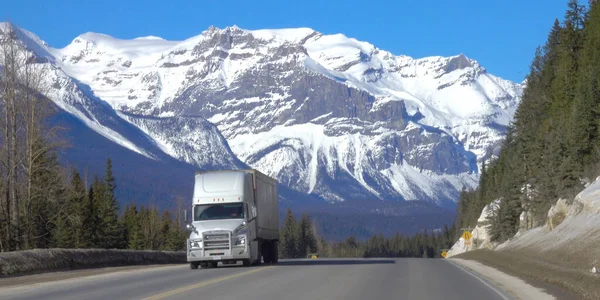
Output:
[
  {"left": 448, "top": 176, "right": 600, "bottom": 299},
  {"left": 0, "top": 248, "right": 186, "bottom": 277},
  {"left": 453, "top": 249, "right": 598, "bottom": 300}
]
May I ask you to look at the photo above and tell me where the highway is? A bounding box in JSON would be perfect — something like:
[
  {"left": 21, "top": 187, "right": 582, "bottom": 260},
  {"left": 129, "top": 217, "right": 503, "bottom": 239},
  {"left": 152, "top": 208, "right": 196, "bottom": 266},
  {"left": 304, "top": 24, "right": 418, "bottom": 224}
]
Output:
[{"left": 0, "top": 258, "right": 510, "bottom": 300}]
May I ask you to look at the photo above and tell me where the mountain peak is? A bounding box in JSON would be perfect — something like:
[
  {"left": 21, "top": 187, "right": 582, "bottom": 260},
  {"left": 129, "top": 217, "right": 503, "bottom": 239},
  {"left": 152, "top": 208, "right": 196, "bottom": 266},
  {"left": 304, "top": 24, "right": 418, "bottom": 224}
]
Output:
[
  {"left": 0, "top": 22, "right": 12, "bottom": 33},
  {"left": 444, "top": 53, "right": 478, "bottom": 72},
  {"left": 0, "top": 22, "right": 55, "bottom": 62},
  {"left": 71, "top": 32, "right": 114, "bottom": 45},
  {"left": 202, "top": 25, "right": 318, "bottom": 44}
]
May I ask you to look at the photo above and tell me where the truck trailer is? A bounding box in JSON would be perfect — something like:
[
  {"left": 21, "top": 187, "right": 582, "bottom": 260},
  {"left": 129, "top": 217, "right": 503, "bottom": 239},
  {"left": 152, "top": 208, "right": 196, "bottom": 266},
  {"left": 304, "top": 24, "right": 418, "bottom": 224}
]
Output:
[{"left": 185, "top": 169, "right": 279, "bottom": 269}]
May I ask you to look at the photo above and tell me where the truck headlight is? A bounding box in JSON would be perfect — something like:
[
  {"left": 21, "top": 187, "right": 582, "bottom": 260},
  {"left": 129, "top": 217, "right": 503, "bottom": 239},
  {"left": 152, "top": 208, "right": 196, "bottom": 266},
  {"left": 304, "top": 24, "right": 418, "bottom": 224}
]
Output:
[
  {"left": 189, "top": 239, "right": 202, "bottom": 249},
  {"left": 235, "top": 235, "right": 246, "bottom": 246}
]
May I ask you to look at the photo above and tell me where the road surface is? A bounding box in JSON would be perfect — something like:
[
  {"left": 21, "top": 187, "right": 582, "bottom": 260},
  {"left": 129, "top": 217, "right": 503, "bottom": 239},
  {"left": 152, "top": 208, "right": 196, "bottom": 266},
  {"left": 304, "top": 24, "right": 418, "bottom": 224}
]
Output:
[{"left": 0, "top": 258, "right": 510, "bottom": 300}]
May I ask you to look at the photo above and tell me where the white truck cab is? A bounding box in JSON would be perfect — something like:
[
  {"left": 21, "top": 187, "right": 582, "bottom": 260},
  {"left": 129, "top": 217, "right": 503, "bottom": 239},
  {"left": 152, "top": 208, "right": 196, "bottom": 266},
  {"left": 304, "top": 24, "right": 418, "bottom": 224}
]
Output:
[{"left": 185, "top": 169, "right": 279, "bottom": 269}]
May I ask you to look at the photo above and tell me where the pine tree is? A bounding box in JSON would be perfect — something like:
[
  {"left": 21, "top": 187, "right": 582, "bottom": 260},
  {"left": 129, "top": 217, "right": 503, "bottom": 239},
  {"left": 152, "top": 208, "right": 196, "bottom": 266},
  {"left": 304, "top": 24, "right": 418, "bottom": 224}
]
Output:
[
  {"left": 29, "top": 146, "right": 67, "bottom": 249},
  {"left": 78, "top": 182, "right": 97, "bottom": 248},
  {"left": 52, "top": 214, "right": 73, "bottom": 248},
  {"left": 166, "top": 221, "right": 186, "bottom": 251},
  {"left": 122, "top": 203, "right": 144, "bottom": 250},
  {"left": 92, "top": 175, "right": 108, "bottom": 247},
  {"left": 566, "top": 0, "right": 587, "bottom": 30},
  {"left": 296, "top": 214, "right": 317, "bottom": 257},
  {"left": 279, "top": 208, "right": 298, "bottom": 258},
  {"left": 572, "top": 0, "right": 600, "bottom": 174},
  {"left": 159, "top": 211, "right": 173, "bottom": 250},
  {"left": 67, "top": 169, "right": 87, "bottom": 248},
  {"left": 103, "top": 158, "right": 123, "bottom": 248},
  {"left": 91, "top": 159, "right": 123, "bottom": 249}
]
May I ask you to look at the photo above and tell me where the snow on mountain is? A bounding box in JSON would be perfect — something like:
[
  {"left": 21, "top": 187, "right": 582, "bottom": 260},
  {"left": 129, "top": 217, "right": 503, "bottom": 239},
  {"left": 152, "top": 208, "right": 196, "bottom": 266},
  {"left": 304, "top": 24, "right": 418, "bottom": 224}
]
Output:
[
  {"left": 116, "top": 112, "right": 244, "bottom": 168},
  {"left": 0, "top": 23, "right": 524, "bottom": 206},
  {"left": 0, "top": 23, "right": 243, "bottom": 172}
]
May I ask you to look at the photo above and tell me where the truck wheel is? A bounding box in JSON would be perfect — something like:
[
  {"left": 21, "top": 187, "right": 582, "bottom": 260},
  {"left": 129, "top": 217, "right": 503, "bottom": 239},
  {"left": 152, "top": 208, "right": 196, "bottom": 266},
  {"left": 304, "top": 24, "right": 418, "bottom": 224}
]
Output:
[
  {"left": 255, "top": 242, "right": 263, "bottom": 265},
  {"left": 190, "top": 262, "right": 199, "bottom": 269},
  {"left": 272, "top": 242, "right": 278, "bottom": 264},
  {"left": 209, "top": 262, "right": 218, "bottom": 268},
  {"left": 242, "top": 259, "right": 250, "bottom": 267},
  {"left": 262, "top": 241, "right": 272, "bottom": 264}
]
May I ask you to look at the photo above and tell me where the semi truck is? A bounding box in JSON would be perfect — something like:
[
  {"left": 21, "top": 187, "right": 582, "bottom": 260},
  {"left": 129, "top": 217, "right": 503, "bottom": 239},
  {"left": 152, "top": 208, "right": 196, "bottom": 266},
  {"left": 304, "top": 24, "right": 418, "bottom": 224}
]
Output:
[{"left": 184, "top": 169, "right": 279, "bottom": 269}]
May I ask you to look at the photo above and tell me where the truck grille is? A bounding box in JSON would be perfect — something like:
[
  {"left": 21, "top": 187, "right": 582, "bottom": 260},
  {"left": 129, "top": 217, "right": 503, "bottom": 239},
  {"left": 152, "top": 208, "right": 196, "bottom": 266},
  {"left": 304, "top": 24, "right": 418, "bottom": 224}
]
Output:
[{"left": 203, "top": 231, "right": 231, "bottom": 250}]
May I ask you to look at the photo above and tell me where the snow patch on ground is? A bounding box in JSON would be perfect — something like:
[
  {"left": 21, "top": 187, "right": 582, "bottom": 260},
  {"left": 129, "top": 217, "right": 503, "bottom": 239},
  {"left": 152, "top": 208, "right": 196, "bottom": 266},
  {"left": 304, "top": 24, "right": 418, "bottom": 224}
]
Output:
[
  {"left": 447, "top": 198, "right": 501, "bottom": 257},
  {"left": 450, "top": 176, "right": 600, "bottom": 276},
  {"left": 497, "top": 176, "right": 600, "bottom": 255}
]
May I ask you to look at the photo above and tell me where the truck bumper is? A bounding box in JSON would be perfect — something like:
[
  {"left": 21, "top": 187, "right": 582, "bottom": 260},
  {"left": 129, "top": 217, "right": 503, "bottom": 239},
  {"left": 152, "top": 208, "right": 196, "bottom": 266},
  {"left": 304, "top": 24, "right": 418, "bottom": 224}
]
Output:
[{"left": 187, "top": 245, "right": 250, "bottom": 262}]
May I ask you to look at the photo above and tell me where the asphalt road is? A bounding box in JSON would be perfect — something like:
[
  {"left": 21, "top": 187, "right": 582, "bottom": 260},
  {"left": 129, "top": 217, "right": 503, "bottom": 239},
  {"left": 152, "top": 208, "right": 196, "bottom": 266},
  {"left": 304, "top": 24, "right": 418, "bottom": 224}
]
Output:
[{"left": 0, "top": 258, "right": 510, "bottom": 300}]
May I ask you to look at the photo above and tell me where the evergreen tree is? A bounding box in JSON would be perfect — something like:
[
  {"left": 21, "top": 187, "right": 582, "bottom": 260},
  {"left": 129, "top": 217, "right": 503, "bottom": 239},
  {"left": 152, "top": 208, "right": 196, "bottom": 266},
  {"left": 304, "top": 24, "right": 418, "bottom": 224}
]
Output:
[
  {"left": 30, "top": 147, "right": 67, "bottom": 249},
  {"left": 572, "top": 0, "right": 600, "bottom": 174},
  {"left": 103, "top": 158, "right": 123, "bottom": 248},
  {"left": 296, "top": 214, "right": 317, "bottom": 257},
  {"left": 159, "top": 211, "right": 173, "bottom": 250},
  {"left": 279, "top": 208, "right": 298, "bottom": 258},
  {"left": 91, "top": 175, "right": 107, "bottom": 247},
  {"left": 52, "top": 214, "right": 73, "bottom": 248},
  {"left": 79, "top": 182, "right": 97, "bottom": 248},
  {"left": 90, "top": 159, "right": 123, "bottom": 249},
  {"left": 67, "top": 169, "right": 87, "bottom": 248},
  {"left": 122, "top": 203, "right": 144, "bottom": 250}
]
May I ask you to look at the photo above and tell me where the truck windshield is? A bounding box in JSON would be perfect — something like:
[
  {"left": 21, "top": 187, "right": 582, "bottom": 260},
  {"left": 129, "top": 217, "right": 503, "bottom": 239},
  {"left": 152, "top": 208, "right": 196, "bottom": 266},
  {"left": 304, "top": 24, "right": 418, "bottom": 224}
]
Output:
[{"left": 193, "top": 203, "right": 245, "bottom": 221}]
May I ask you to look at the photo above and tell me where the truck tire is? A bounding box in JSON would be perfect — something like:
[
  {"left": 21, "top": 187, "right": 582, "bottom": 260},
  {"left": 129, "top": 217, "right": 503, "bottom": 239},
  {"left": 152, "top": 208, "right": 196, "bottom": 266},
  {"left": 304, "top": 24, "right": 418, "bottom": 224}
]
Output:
[
  {"left": 262, "top": 241, "right": 278, "bottom": 264},
  {"left": 272, "top": 242, "right": 279, "bottom": 264},
  {"left": 254, "top": 241, "right": 263, "bottom": 265},
  {"left": 262, "top": 241, "right": 271, "bottom": 264},
  {"left": 242, "top": 259, "right": 251, "bottom": 267},
  {"left": 190, "top": 262, "right": 199, "bottom": 269}
]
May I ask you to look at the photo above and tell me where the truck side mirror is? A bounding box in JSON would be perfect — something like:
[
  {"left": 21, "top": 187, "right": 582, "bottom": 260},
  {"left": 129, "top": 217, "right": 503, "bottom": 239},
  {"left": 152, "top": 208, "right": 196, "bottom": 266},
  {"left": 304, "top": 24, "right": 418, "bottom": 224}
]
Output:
[
  {"left": 183, "top": 209, "right": 188, "bottom": 222},
  {"left": 186, "top": 223, "right": 197, "bottom": 233}
]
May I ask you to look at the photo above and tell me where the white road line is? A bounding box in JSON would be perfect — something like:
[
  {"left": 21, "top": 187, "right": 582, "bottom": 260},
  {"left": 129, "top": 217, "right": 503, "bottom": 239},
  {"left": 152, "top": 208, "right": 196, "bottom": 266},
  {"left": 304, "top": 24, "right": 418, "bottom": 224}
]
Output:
[{"left": 446, "top": 259, "right": 514, "bottom": 300}]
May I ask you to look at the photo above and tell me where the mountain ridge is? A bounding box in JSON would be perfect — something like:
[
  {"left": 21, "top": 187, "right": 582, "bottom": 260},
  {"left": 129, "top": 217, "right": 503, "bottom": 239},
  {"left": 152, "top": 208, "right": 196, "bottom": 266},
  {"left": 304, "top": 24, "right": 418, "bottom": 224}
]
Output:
[{"left": 0, "top": 22, "right": 523, "bottom": 208}]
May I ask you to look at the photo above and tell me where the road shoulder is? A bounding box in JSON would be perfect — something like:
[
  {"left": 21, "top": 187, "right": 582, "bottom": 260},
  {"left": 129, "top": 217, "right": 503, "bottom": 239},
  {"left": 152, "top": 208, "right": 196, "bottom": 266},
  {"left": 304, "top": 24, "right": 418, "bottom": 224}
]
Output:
[
  {"left": 0, "top": 264, "right": 184, "bottom": 289},
  {"left": 449, "top": 258, "right": 557, "bottom": 300},
  {"left": 454, "top": 249, "right": 595, "bottom": 300}
]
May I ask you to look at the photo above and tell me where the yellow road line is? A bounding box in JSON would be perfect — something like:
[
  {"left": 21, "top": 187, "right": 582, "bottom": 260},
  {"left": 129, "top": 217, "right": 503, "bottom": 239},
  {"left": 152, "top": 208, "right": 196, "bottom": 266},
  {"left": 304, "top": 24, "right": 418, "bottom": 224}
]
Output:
[{"left": 142, "top": 266, "right": 274, "bottom": 300}]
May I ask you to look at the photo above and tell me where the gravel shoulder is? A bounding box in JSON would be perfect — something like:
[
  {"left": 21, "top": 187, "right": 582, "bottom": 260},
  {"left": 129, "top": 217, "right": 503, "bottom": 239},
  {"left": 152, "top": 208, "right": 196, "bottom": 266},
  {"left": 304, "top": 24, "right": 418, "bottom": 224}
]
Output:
[{"left": 453, "top": 249, "right": 597, "bottom": 300}]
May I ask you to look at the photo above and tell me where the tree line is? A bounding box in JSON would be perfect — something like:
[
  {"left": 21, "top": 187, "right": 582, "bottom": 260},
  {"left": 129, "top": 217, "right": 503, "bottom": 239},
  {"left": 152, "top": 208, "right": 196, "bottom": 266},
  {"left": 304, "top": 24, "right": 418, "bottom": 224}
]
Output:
[
  {"left": 455, "top": 0, "right": 600, "bottom": 243},
  {"left": 52, "top": 159, "right": 188, "bottom": 251},
  {"left": 278, "top": 208, "right": 457, "bottom": 259},
  {"left": 322, "top": 224, "right": 457, "bottom": 258}
]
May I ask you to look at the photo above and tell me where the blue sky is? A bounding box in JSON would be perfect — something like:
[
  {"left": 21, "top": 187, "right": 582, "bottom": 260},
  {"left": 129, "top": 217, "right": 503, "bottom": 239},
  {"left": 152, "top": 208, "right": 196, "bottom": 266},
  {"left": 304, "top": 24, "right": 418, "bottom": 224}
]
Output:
[{"left": 2, "top": 0, "right": 572, "bottom": 82}]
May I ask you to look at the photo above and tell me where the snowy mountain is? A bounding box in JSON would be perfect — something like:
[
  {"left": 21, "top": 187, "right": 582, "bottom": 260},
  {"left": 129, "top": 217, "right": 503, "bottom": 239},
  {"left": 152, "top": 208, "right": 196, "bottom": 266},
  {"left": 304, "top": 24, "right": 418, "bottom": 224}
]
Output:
[{"left": 0, "top": 23, "right": 523, "bottom": 209}]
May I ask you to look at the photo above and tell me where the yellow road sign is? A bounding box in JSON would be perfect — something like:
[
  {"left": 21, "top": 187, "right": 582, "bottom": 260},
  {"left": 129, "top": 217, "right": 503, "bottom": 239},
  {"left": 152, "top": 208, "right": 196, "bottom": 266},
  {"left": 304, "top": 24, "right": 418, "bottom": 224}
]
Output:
[
  {"left": 441, "top": 251, "right": 447, "bottom": 258},
  {"left": 462, "top": 231, "right": 472, "bottom": 241}
]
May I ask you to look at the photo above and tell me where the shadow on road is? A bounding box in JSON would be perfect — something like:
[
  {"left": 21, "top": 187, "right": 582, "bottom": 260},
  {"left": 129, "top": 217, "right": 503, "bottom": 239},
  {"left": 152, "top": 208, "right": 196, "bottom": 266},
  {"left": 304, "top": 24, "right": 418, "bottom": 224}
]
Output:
[{"left": 274, "top": 259, "right": 396, "bottom": 266}]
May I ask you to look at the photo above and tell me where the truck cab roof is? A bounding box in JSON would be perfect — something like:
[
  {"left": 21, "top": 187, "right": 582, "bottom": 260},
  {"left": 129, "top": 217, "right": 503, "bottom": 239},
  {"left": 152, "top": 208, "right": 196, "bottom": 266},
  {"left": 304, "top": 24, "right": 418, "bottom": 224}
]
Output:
[{"left": 193, "top": 171, "right": 248, "bottom": 201}]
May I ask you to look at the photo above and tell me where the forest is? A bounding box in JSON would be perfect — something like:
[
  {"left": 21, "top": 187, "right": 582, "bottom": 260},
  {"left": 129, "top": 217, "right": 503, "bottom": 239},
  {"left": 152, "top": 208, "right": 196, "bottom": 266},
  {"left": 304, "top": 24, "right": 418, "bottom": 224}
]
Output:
[
  {"left": 454, "top": 0, "right": 600, "bottom": 243},
  {"left": 278, "top": 208, "right": 456, "bottom": 259}
]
